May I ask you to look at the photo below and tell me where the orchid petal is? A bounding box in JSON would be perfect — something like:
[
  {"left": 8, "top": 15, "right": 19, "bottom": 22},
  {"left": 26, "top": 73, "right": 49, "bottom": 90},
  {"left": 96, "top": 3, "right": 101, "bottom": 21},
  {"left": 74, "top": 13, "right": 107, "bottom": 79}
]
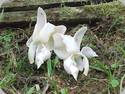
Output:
[
  {"left": 71, "top": 65, "right": 79, "bottom": 80},
  {"left": 45, "top": 36, "right": 54, "bottom": 50},
  {"left": 44, "top": 25, "right": 66, "bottom": 50},
  {"left": 62, "top": 35, "right": 79, "bottom": 53},
  {"left": 74, "top": 26, "right": 87, "bottom": 48},
  {"left": 70, "top": 53, "right": 89, "bottom": 76},
  {"left": 74, "top": 53, "right": 89, "bottom": 76},
  {"left": 53, "top": 33, "right": 70, "bottom": 59},
  {"left": 35, "top": 45, "right": 51, "bottom": 69},
  {"left": 55, "top": 25, "right": 67, "bottom": 34},
  {"left": 82, "top": 55, "right": 89, "bottom": 76},
  {"left": 64, "top": 56, "right": 79, "bottom": 80},
  {"left": 26, "top": 36, "right": 33, "bottom": 47},
  {"left": 81, "top": 46, "right": 98, "bottom": 58},
  {"left": 36, "top": 7, "right": 47, "bottom": 28},
  {"left": 32, "top": 7, "right": 47, "bottom": 40},
  {"left": 74, "top": 54, "right": 83, "bottom": 71},
  {"left": 38, "top": 22, "right": 55, "bottom": 43},
  {"left": 27, "top": 7, "right": 47, "bottom": 64},
  {"left": 73, "top": 53, "right": 89, "bottom": 75},
  {"left": 28, "top": 42, "right": 37, "bottom": 64},
  {"left": 54, "top": 48, "right": 70, "bottom": 59},
  {"left": 53, "top": 33, "right": 63, "bottom": 48}
]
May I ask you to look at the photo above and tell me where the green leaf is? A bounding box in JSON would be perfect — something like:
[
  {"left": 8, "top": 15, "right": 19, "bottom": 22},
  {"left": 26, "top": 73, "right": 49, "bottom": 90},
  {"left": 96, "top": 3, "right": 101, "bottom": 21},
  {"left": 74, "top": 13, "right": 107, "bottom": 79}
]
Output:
[
  {"left": 52, "top": 57, "right": 59, "bottom": 74},
  {"left": 47, "top": 59, "right": 52, "bottom": 78},
  {"left": 0, "top": 73, "right": 16, "bottom": 88},
  {"left": 26, "top": 86, "right": 35, "bottom": 94},
  {"left": 53, "top": 57, "right": 59, "bottom": 68},
  {"left": 61, "top": 88, "right": 68, "bottom": 94},
  {"left": 51, "top": 80, "right": 59, "bottom": 94},
  {"left": 111, "top": 63, "right": 119, "bottom": 69},
  {"left": 110, "top": 79, "right": 119, "bottom": 88}
]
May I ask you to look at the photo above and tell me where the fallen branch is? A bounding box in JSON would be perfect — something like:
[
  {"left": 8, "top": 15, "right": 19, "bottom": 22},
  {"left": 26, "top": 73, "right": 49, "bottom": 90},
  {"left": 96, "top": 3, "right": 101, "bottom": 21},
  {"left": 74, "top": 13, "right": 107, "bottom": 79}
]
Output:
[
  {"left": 1, "top": 1, "right": 90, "bottom": 12},
  {"left": 0, "top": 17, "right": 101, "bottom": 28}
]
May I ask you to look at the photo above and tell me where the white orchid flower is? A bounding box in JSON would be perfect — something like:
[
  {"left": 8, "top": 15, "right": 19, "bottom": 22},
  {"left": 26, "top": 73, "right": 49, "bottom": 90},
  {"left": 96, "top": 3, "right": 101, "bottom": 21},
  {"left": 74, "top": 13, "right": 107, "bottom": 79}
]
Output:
[
  {"left": 26, "top": 7, "right": 66, "bottom": 68},
  {"left": 63, "top": 48, "right": 97, "bottom": 80},
  {"left": 64, "top": 53, "right": 89, "bottom": 80},
  {"left": 54, "top": 26, "right": 98, "bottom": 80},
  {"left": 53, "top": 26, "right": 87, "bottom": 59}
]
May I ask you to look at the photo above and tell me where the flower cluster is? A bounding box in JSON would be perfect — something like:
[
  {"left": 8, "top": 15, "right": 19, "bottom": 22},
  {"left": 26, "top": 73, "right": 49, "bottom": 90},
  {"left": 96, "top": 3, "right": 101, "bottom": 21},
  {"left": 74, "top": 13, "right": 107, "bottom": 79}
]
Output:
[{"left": 26, "top": 7, "right": 98, "bottom": 80}]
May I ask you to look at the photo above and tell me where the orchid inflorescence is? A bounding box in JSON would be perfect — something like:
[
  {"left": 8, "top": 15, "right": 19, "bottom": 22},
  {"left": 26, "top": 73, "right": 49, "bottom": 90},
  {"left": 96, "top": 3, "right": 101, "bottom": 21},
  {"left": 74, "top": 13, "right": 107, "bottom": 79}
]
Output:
[{"left": 26, "top": 7, "right": 98, "bottom": 80}]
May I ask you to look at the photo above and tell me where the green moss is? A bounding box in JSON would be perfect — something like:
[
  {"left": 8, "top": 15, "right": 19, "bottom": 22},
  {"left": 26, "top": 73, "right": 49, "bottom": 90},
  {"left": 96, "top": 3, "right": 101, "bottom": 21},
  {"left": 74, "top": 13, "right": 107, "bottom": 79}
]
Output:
[
  {"left": 84, "top": 1, "right": 125, "bottom": 17},
  {"left": 59, "top": 7, "right": 81, "bottom": 18}
]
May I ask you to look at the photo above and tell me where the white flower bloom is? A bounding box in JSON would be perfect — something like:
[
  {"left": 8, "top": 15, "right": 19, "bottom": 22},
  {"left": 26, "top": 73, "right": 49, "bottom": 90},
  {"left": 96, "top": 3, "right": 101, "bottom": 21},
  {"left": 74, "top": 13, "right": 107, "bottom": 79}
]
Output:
[
  {"left": 74, "top": 26, "right": 87, "bottom": 48},
  {"left": 26, "top": 7, "right": 47, "bottom": 47},
  {"left": 35, "top": 45, "right": 51, "bottom": 69},
  {"left": 81, "top": 46, "right": 98, "bottom": 58},
  {"left": 63, "top": 26, "right": 88, "bottom": 53},
  {"left": 76, "top": 54, "right": 89, "bottom": 75},
  {"left": 26, "top": 7, "right": 98, "bottom": 80},
  {"left": 64, "top": 55, "right": 79, "bottom": 80},
  {"left": 53, "top": 26, "right": 87, "bottom": 59},
  {"left": 53, "top": 33, "right": 70, "bottom": 59},
  {"left": 27, "top": 7, "right": 66, "bottom": 48},
  {"left": 64, "top": 53, "right": 89, "bottom": 80},
  {"left": 63, "top": 47, "right": 97, "bottom": 80},
  {"left": 26, "top": 7, "right": 47, "bottom": 65},
  {"left": 54, "top": 26, "right": 97, "bottom": 80},
  {"left": 62, "top": 35, "right": 79, "bottom": 53},
  {"left": 26, "top": 7, "right": 66, "bottom": 68},
  {"left": 28, "top": 42, "right": 37, "bottom": 64}
]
